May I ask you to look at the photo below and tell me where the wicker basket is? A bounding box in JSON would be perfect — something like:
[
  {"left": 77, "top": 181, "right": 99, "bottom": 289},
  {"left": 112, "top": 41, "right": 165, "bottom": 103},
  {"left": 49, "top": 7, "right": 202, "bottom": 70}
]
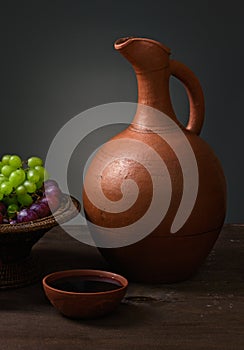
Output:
[{"left": 0, "top": 194, "right": 80, "bottom": 289}]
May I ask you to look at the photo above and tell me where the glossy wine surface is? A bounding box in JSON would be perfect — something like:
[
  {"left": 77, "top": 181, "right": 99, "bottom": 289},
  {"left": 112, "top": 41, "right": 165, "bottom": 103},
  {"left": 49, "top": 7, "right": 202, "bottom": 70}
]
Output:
[{"left": 49, "top": 276, "right": 122, "bottom": 293}]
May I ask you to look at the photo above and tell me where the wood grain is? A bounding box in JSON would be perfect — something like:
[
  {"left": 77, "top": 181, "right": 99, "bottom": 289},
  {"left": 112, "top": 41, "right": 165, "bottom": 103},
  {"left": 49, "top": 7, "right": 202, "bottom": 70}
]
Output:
[{"left": 0, "top": 224, "right": 243, "bottom": 349}]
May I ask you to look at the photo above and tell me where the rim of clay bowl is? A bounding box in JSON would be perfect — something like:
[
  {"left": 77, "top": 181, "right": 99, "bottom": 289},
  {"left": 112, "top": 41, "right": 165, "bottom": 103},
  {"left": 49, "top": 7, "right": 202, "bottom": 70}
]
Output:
[{"left": 42, "top": 269, "right": 128, "bottom": 296}]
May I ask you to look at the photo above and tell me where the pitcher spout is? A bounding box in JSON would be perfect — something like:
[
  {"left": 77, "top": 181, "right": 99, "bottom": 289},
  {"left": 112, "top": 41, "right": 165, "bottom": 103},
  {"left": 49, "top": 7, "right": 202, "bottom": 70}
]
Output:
[{"left": 114, "top": 37, "right": 171, "bottom": 73}]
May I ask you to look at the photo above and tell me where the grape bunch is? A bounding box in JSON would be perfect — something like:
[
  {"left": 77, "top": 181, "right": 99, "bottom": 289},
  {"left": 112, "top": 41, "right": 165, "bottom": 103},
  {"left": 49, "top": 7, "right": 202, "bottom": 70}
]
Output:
[{"left": 0, "top": 155, "right": 62, "bottom": 224}]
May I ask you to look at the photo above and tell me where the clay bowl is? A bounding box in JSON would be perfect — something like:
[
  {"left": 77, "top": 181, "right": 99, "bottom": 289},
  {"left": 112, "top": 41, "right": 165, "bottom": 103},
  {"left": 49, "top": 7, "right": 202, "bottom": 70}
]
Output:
[
  {"left": 0, "top": 194, "right": 80, "bottom": 289},
  {"left": 43, "top": 269, "right": 128, "bottom": 319}
]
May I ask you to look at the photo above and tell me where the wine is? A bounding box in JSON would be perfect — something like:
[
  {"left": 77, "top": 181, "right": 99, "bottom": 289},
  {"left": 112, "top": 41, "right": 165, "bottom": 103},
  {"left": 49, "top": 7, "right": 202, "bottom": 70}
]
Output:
[{"left": 49, "top": 276, "right": 122, "bottom": 293}]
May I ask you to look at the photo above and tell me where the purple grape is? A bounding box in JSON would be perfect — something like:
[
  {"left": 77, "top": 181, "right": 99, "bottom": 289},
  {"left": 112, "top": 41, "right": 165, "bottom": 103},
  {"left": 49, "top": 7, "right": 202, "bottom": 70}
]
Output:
[
  {"left": 44, "top": 179, "right": 59, "bottom": 188},
  {"left": 0, "top": 202, "right": 6, "bottom": 215},
  {"left": 0, "top": 213, "right": 3, "bottom": 224},
  {"left": 9, "top": 219, "right": 17, "bottom": 225},
  {"left": 3, "top": 218, "right": 9, "bottom": 224},
  {"left": 40, "top": 195, "right": 60, "bottom": 212},
  {"left": 30, "top": 202, "right": 51, "bottom": 218},
  {"left": 44, "top": 185, "right": 62, "bottom": 199},
  {"left": 40, "top": 197, "right": 48, "bottom": 205},
  {"left": 17, "top": 208, "right": 39, "bottom": 223},
  {"left": 43, "top": 185, "right": 62, "bottom": 212}
]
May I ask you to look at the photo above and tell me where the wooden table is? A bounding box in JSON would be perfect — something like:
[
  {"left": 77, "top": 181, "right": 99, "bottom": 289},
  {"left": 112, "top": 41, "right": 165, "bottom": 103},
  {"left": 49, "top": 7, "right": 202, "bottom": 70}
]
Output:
[{"left": 0, "top": 224, "right": 243, "bottom": 349}]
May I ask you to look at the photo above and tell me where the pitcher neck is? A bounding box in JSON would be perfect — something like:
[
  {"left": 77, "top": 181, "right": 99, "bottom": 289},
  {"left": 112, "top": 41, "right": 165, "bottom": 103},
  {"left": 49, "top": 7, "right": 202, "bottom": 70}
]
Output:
[
  {"left": 136, "top": 68, "right": 177, "bottom": 121},
  {"left": 114, "top": 37, "right": 179, "bottom": 124}
]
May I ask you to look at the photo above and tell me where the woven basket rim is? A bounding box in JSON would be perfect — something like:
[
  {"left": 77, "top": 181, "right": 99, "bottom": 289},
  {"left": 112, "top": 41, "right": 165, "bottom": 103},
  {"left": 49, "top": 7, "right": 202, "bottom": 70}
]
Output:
[{"left": 0, "top": 194, "right": 80, "bottom": 234}]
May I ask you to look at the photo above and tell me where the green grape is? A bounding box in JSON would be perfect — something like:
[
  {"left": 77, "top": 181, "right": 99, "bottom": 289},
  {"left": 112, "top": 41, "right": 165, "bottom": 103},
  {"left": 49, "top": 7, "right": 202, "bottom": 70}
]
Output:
[
  {"left": 23, "top": 180, "right": 36, "bottom": 193},
  {"left": 0, "top": 155, "right": 47, "bottom": 211},
  {"left": 17, "top": 193, "right": 33, "bottom": 206},
  {"left": 28, "top": 156, "right": 43, "bottom": 168},
  {"left": 27, "top": 169, "right": 40, "bottom": 183},
  {"left": 7, "top": 203, "right": 19, "bottom": 218},
  {"left": 9, "top": 169, "right": 26, "bottom": 187},
  {"left": 9, "top": 155, "right": 22, "bottom": 168},
  {"left": 1, "top": 165, "right": 15, "bottom": 177},
  {"left": 3, "top": 195, "right": 18, "bottom": 206},
  {"left": 16, "top": 185, "right": 27, "bottom": 196},
  {"left": 0, "top": 175, "right": 8, "bottom": 184},
  {"left": 34, "top": 165, "right": 49, "bottom": 181},
  {"left": 0, "top": 181, "right": 13, "bottom": 195},
  {"left": 44, "top": 170, "right": 49, "bottom": 181},
  {"left": 1, "top": 155, "right": 11, "bottom": 165},
  {"left": 35, "top": 179, "right": 43, "bottom": 189}
]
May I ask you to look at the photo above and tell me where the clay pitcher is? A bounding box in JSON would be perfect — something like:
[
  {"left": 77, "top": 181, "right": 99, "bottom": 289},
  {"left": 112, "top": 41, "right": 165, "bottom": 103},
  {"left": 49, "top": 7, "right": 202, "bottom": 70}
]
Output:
[{"left": 83, "top": 37, "right": 226, "bottom": 283}]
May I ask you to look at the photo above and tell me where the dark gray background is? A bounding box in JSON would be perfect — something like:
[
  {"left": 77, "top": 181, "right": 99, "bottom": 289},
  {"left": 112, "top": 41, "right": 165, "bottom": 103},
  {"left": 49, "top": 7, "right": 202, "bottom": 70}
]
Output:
[{"left": 0, "top": 0, "right": 243, "bottom": 222}]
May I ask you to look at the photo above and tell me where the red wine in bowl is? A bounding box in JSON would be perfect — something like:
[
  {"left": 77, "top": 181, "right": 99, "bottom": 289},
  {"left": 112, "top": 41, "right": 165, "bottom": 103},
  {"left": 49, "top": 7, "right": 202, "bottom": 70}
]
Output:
[{"left": 49, "top": 276, "right": 122, "bottom": 293}]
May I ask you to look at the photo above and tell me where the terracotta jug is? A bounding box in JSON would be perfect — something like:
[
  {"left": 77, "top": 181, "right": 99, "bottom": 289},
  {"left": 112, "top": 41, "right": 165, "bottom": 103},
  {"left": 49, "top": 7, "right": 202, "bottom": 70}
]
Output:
[{"left": 83, "top": 37, "right": 226, "bottom": 283}]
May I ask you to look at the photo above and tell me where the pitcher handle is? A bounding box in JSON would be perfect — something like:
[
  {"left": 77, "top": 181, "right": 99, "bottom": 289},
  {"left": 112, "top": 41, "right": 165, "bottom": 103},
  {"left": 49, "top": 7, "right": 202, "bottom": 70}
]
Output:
[{"left": 170, "top": 60, "right": 204, "bottom": 135}]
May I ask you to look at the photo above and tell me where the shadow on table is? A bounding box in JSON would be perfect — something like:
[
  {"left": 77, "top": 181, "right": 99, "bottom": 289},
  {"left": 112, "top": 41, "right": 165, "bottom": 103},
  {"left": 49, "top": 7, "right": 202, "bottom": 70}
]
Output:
[
  {"left": 0, "top": 282, "right": 49, "bottom": 312},
  {"left": 66, "top": 301, "right": 155, "bottom": 328}
]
